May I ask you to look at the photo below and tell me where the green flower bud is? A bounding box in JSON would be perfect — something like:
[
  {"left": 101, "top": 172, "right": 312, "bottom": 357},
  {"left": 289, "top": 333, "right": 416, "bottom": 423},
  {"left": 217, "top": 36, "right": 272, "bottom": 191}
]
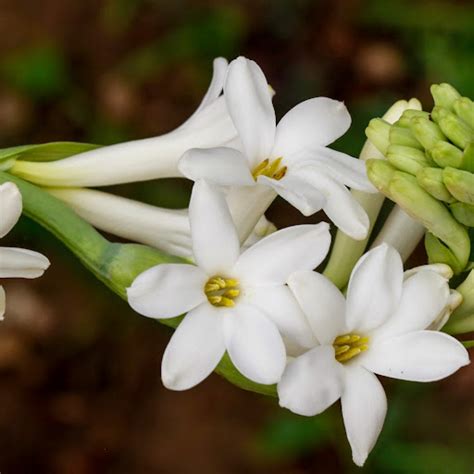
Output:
[
  {"left": 443, "top": 167, "right": 474, "bottom": 205},
  {"left": 431, "top": 106, "right": 451, "bottom": 124},
  {"left": 386, "top": 145, "right": 432, "bottom": 175},
  {"left": 450, "top": 202, "right": 474, "bottom": 227},
  {"left": 390, "top": 125, "right": 423, "bottom": 149},
  {"left": 462, "top": 142, "right": 474, "bottom": 173},
  {"left": 366, "top": 159, "right": 397, "bottom": 196},
  {"left": 365, "top": 118, "right": 391, "bottom": 155},
  {"left": 416, "top": 167, "right": 456, "bottom": 203},
  {"left": 396, "top": 109, "right": 430, "bottom": 128},
  {"left": 431, "top": 83, "right": 461, "bottom": 111},
  {"left": 388, "top": 171, "right": 470, "bottom": 273},
  {"left": 424, "top": 233, "right": 465, "bottom": 275},
  {"left": 453, "top": 97, "right": 474, "bottom": 130},
  {"left": 430, "top": 141, "right": 463, "bottom": 168},
  {"left": 410, "top": 117, "right": 446, "bottom": 150},
  {"left": 436, "top": 111, "right": 474, "bottom": 149}
]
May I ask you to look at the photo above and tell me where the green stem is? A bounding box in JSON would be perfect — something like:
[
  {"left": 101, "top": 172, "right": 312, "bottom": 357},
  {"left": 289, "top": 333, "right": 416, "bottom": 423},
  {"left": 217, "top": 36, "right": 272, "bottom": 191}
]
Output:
[
  {"left": 443, "top": 270, "right": 474, "bottom": 335},
  {"left": 0, "top": 171, "right": 276, "bottom": 397}
]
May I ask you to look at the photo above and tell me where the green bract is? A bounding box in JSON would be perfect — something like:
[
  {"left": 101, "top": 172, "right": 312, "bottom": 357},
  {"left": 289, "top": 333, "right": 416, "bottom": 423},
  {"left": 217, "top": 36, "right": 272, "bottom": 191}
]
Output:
[{"left": 365, "top": 83, "right": 474, "bottom": 273}]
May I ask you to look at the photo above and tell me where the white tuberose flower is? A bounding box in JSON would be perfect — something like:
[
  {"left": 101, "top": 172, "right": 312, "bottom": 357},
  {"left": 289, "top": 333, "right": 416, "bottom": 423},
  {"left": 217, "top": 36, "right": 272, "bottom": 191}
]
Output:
[
  {"left": 0, "top": 182, "right": 50, "bottom": 319},
  {"left": 179, "top": 56, "right": 376, "bottom": 239},
  {"left": 127, "top": 180, "right": 331, "bottom": 390},
  {"left": 278, "top": 244, "right": 469, "bottom": 467}
]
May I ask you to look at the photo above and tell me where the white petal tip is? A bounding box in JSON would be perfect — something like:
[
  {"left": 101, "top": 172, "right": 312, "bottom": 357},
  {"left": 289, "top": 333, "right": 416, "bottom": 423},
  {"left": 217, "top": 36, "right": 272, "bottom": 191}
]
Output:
[{"left": 352, "top": 451, "right": 368, "bottom": 467}]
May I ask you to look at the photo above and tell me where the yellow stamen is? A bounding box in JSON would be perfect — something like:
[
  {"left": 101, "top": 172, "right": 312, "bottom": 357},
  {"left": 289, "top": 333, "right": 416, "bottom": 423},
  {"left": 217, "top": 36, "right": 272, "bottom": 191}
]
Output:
[
  {"left": 252, "top": 157, "right": 287, "bottom": 181},
  {"left": 204, "top": 275, "right": 241, "bottom": 307},
  {"left": 333, "top": 333, "right": 369, "bottom": 363}
]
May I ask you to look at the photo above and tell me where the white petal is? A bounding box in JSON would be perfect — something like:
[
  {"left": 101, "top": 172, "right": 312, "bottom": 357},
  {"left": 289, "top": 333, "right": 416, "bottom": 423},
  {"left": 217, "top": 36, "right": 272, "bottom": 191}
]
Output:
[
  {"left": 225, "top": 57, "right": 276, "bottom": 163},
  {"left": 293, "top": 168, "right": 369, "bottom": 239},
  {"left": 242, "top": 285, "right": 317, "bottom": 353},
  {"left": 0, "top": 285, "right": 5, "bottom": 320},
  {"left": 127, "top": 263, "right": 207, "bottom": 319},
  {"left": 223, "top": 304, "right": 286, "bottom": 384},
  {"left": 373, "top": 271, "right": 450, "bottom": 340},
  {"left": 341, "top": 366, "right": 387, "bottom": 467},
  {"left": 287, "top": 271, "right": 346, "bottom": 345},
  {"left": 362, "top": 330, "right": 470, "bottom": 382},
  {"left": 346, "top": 244, "right": 403, "bottom": 333},
  {"left": 257, "top": 174, "right": 325, "bottom": 216},
  {"left": 234, "top": 223, "right": 331, "bottom": 286},
  {"left": 161, "top": 304, "right": 225, "bottom": 390},
  {"left": 178, "top": 147, "right": 254, "bottom": 186},
  {"left": 277, "top": 345, "right": 343, "bottom": 416},
  {"left": 0, "top": 182, "right": 22, "bottom": 238},
  {"left": 189, "top": 180, "right": 240, "bottom": 274},
  {"left": 285, "top": 146, "right": 376, "bottom": 192},
  {"left": 193, "top": 57, "right": 228, "bottom": 114},
  {"left": 273, "top": 97, "right": 351, "bottom": 156},
  {"left": 0, "top": 247, "right": 50, "bottom": 278}
]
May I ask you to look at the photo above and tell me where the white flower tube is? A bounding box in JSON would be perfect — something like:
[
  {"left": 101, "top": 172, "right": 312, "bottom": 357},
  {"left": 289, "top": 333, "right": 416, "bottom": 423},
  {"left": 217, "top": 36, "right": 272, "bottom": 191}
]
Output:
[
  {"left": 47, "top": 187, "right": 277, "bottom": 258},
  {"left": 0, "top": 182, "right": 50, "bottom": 319},
  {"left": 10, "top": 58, "right": 238, "bottom": 187}
]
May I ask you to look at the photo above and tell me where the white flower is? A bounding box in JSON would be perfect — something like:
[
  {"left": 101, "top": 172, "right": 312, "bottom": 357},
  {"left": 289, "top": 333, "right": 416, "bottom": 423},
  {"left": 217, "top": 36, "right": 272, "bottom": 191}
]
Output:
[
  {"left": 0, "top": 182, "right": 50, "bottom": 319},
  {"left": 11, "top": 58, "right": 238, "bottom": 187},
  {"left": 278, "top": 244, "right": 469, "bottom": 466},
  {"left": 127, "top": 180, "right": 331, "bottom": 390},
  {"left": 179, "top": 56, "right": 376, "bottom": 239}
]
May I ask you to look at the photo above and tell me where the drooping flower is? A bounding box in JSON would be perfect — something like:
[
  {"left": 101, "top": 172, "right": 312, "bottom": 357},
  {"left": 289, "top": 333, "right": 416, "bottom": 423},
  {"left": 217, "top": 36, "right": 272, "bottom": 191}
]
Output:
[
  {"left": 278, "top": 244, "right": 469, "bottom": 466},
  {"left": 0, "top": 182, "right": 50, "bottom": 319},
  {"left": 179, "top": 56, "right": 376, "bottom": 239},
  {"left": 10, "top": 58, "right": 238, "bottom": 187},
  {"left": 127, "top": 180, "right": 331, "bottom": 389}
]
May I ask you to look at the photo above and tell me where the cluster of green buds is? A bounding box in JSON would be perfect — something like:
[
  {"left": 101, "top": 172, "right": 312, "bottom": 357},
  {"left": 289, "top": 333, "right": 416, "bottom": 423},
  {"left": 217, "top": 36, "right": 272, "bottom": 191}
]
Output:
[{"left": 365, "top": 84, "right": 473, "bottom": 274}]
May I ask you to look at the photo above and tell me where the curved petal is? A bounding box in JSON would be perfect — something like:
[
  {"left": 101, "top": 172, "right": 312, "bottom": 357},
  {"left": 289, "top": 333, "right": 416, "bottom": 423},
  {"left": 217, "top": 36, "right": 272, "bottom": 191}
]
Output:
[
  {"left": 178, "top": 147, "right": 254, "bottom": 186},
  {"left": 127, "top": 263, "right": 207, "bottom": 319},
  {"left": 362, "top": 330, "right": 469, "bottom": 382},
  {"left": 0, "top": 285, "right": 5, "bottom": 320},
  {"left": 341, "top": 366, "right": 387, "bottom": 467},
  {"left": 286, "top": 146, "right": 376, "bottom": 192},
  {"left": 373, "top": 271, "right": 450, "bottom": 340},
  {"left": 194, "top": 57, "right": 228, "bottom": 113},
  {"left": 161, "top": 304, "right": 225, "bottom": 390},
  {"left": 234, "top": 223, "right": 331, "bottom": 286},
  {"left": 257, "top": 174, "right": 325, "bottom": 216},
  {"left": 0, "top": 182, "right": 22, "bottom": 238},
  {"left": 287, "top": 271, "right": 346, "bottom": 345},
  {"left": 223, "top": 304, "right": 286, "bottom": 384},
  {"left": 294, "top": 168, "right": 370, "bottom": 239},
  {"left": 273, "top": 97, "right": 351, "bottom": 156},
  {"left": 225, "top": 57, "right": 276, "bottom": 163},
  {"left": 241, "top": 285, "right": 317, "bottom": 353},
  {"left": 346, "top": 244, "right": 403, "bottom": 333},
  {"left": 0, "top": 247, "right": 50, "bottom": 279},
  {"left": 277, "top": 345, "right": 343, "bottom": 416},
  {"left": 189, "top": 180, "right": 240, "bottom": 274}
]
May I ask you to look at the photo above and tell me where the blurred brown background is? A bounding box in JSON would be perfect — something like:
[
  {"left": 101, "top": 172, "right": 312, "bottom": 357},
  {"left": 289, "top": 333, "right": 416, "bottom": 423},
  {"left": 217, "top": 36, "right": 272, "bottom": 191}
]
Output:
[{"left": 1, "top": 0, "right": 474, "bottom": 473}]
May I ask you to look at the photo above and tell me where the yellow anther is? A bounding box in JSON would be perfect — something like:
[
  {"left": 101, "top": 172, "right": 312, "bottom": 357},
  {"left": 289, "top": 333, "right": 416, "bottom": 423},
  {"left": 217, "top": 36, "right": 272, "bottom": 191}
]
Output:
[
  {"left": 204, "top": 275, "right": 240, "bottom": 307},
  {"left": 333, "top": 333, "right": 369, "bottom": 363},
  {"left": 252, "top": 157, "right": 287, "bottom": 181}
]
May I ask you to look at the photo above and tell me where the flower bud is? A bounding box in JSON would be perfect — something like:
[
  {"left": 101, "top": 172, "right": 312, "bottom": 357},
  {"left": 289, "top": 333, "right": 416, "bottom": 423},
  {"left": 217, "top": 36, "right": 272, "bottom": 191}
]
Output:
[
  {"left": 416, "top": 167, "right": 456, "bottom": 203},
  {"left": 453, "top": 97, "right": 474, "bottom": 130},
  {"left": 395, "top": 109, "right": 430, "bottom": 128},
  {"left": 443, "top": 167, "right": 474, "bottom": 205},
  {"left": 450, "top": 202, "right": 474, "bottom": 227},
  {"left": 430, "top": 141, "right": 463, "bottom": 168},
  {"left": 409, "top": 117, "right": 446, "bottom": 150},
  {"left": 365, "top": 118, "right": 391, "bottom": 155},
  {"left": 431, "top": 83, "right": 461, "bottom": 111},
  {"left": 436, "top": 111, "right": 474, "bottom": 150},
  {"left": 386, "top": 145, "right": 432, "bottom": 175},
  {"left": 461, "top": 142, "right": 474, "bottom": 173},
  {"left": 389, "top": 124, "right": 423, "bottom": 149},
  {"left": 365, "top": 159, "right": 397, "bottom": 196}
]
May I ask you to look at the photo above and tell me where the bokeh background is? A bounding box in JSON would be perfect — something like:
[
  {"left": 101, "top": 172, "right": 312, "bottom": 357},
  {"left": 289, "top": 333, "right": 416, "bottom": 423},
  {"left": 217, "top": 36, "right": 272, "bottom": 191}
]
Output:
[{"left": 1, "top": 0, "right": 473, "bottom": 472}]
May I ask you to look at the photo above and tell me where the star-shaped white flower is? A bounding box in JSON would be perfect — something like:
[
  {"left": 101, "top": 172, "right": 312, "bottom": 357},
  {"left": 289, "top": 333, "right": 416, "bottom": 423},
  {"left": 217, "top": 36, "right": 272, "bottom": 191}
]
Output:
[
  {"left": 179, "top": 56, "right": 376, "bottom": 239},
  {"left": 0, "top": 182, "right": 50, "bottom": 319},
  {"left": 127, "top": 180, "right": 331, "bottom": 390},
  {"left": 278, "top": 244, "right": 469, "bottom": 466}
]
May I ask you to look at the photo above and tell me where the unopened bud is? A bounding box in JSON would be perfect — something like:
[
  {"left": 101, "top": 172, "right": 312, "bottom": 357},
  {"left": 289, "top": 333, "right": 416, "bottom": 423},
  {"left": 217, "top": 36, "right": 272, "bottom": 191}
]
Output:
[
  {"left": 431, "top": 83, "right": 461, "bottom": 111},
  {"left": 443, "top": 167, "right": 474, "bottom": 205},
  {"left": 450, "top": 202, "right": 474, "bottom": 227},
  {"left": 430, "top": 141, "right": 463, "bottom": 168},
  {"left": 410, "top": 117, "right": 446, "bottom": 150},
  {"left": 366, "top": 118, "right": 391, "bottom": 155},
  {"left": 453, "top": 97, "right": 474, "bottom": 130},
  {"left": 436, "top": 112, "right": 474, "bottom": 149},
  {"left": 390, "top": 125, "right": 423, "bottom": 149},
  {"left": 386, "top": 145, "right": 432, "bottom": 175},
  {"left": 417, "top": 167, "right": 456, "bottom": 203},
  {"left": 462, "top": 143, "right": 474, "bottom": 173},
  {"left": 396, "top": 109, "right": 430, "bottom": 128},
  {"left": 365, "top": 159, "right": 397, "bottom": 196}
]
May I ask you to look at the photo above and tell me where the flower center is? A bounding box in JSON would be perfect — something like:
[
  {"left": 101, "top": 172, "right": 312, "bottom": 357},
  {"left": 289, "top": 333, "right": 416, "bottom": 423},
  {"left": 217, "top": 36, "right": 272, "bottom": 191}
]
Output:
[
  {"left": 204, "top": 276, "right": 240, "bottom": 307},
  {"left": 252, "top": 157, "right": 287, "bottom": 181},
  {"left": 333, "top": 333, "right": 369, "bottom": 363}
]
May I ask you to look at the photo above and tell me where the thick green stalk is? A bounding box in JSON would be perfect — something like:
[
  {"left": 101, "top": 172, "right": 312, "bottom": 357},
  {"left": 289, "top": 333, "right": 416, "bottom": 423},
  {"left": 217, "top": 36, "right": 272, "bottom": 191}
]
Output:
[{"left": 0, "top": 171, "right": 276, "bottom": 397}]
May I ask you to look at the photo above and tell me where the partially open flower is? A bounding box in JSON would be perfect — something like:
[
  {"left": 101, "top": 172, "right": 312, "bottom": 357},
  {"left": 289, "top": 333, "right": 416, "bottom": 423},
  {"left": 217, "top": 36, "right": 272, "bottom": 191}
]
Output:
[{"left": 0, "top": 182, "right": 50, "bottom": 319}]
